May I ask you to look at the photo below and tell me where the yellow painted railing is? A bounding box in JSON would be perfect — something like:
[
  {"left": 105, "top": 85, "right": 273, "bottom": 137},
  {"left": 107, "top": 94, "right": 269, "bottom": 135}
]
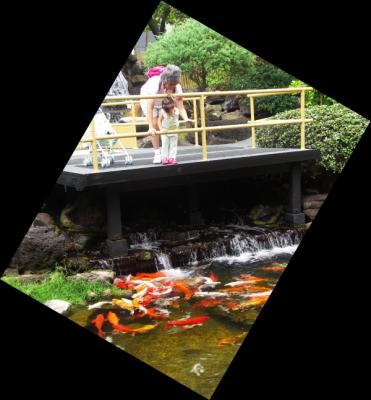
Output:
[{"left": 82, "top": 87, "right": 312, "bottom": 171}]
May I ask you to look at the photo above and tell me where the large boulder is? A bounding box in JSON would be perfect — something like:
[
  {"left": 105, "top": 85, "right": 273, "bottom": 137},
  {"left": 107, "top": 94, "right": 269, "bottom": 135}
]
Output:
[{"left": 10, "top": 213, "right": 70, "bottom": 274}]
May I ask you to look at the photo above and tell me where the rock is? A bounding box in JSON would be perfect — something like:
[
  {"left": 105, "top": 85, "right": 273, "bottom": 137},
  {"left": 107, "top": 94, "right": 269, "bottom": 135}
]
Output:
[
  {"left": 304, "top": 208, "right": 319, "bottom": 220},
  {"left": 187, "top": 117, "right": 250, "bottom": 144},
  {"left": 87, "top": 292, "right": 97, "bottom": 300},
  {"left": 221, "top": 111, "right": 243, "bottom": 120},
  {"left": 207, "top": 111, "right": 223, "bottom": 121},
  {"left": 70, "top": 270, "right": 115, "bottom": 284},
  {"left": 59, "top": 193, "right": 105, "bottom": 232},
  {"left": 32, "top": 213, "right": 55, "bottom": 228},
  {"left": 222, "top": 96, "right": 241, "bottom": 112},
  {"left": 10, "top": 225, "right": 69, "bottom": 273},
  {"left": 205, "top": 104, "right": 223, "bottom": 113},
  {"left": 303, "top": 193, "right": 328, "bottom": 202},
  {"left": 138, "top": 136, "right": 153, "bottom": 148},
  {"left": 205, "top": 95, "right": 225, "bottom": 105},
  {"left": 303, "top": 200, "right": 324, "bottom": 210},
  {"left": 16, "top": 274, "right": 48, "bottom": 283},
  {"left": 103, "top": 289, "right": 112, "bottom": 296},
  {"left": 59, "top": 256, "right": 92, "bottom": 275},
  {"left": 131, "top": 74, "right": 146, "bottom": 84},
  {"left": 239, "top": 104, "right": 251, "bottom": 117},
  {"left": 44, "top": 300, "right": 71, "bottom": 315}
]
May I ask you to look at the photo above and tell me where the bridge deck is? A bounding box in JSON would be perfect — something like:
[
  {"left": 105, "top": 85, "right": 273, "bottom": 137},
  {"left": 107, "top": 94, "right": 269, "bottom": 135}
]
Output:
[{"left": 58, "top": 141, "right": 320, "bottom": 191}]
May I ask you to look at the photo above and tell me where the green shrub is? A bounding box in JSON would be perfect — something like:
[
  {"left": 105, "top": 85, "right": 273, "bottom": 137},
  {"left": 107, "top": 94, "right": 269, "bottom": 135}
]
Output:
[
  {"left": 231, "top": 60, "right": 298, "bottom": 115},
  {"left": 256, "top": 103, "right": 369, "bottom": 175}
]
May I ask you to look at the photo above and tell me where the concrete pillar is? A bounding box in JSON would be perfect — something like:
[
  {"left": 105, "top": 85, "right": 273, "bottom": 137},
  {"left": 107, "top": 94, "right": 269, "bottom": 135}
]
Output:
[
  {"left": 105, "top": 186, "right": 128, "bottom": 256},
  {"left": 285, "top": 163, "right": 305, "bottom": 225}
]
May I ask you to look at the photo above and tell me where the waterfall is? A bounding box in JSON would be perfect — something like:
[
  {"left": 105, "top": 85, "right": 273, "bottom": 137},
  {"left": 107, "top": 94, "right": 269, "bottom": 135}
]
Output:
[
  {"left": 154, "top": 252, "right": 173, "bottom": 270},
  {"left": 128, "top": 227, "right": 305, "bottom": 269},
  {"left": 104, "top": 71, "right": 130, "bottom": 122}
]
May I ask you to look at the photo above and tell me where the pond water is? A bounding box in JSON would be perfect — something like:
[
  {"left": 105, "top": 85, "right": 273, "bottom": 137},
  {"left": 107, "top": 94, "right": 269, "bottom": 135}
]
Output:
[{"left": 68, "top": 244, "right": 295, "bottom": 399}]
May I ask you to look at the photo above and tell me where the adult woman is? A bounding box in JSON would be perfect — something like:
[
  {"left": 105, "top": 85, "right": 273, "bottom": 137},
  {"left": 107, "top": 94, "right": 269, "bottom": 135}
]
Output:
[{"left": 140, "top": 64, "right": 189, "bottom": 163}]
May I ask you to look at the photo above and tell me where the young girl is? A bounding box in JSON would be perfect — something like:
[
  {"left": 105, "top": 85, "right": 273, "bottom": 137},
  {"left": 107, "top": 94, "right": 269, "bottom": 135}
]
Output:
[{"left": 158, "top": 97, "right": 180, "bottom": 165}]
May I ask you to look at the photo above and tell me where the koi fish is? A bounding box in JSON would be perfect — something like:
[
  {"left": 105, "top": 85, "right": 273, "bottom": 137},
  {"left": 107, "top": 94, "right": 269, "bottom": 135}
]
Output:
[
  {"left": 245, "top": 291, "right": 272, "bottom": 298},
  {"left": 198, "top": 276, "right": 221, "bottom": 290},
  {"left": 132, "top": 272, "right": 166, "bottom": 280},
  {"left": 192, "top": 299, "right": 223, "bottom": 309},
  {"left": 193, "top": 291, "right": 230, "bottom": 298},
  {"left": 91, "top": 313, "right": 106, "bottom": 337},
  {"left": 258, "top": 265, "right": 286, "bottom": 272},
  {"left": 146, "top": 307, "right": 169, "bottom": 319},
  {"left": 240, "top": 275, "right": 265, "bottom": 283},
  {"left": 112, "top": 323, "right": 159, "bottom": 334},
  {"left": 165, "top": 316, "right": 209, "bottom": 327},
  {"left": 107, "top": 311, "right": 120, "bottom": 326},
  {"left": 247, "top": 285, "right": 273, "bottom": 292},
  {"left": 87, "top": 301, "right": 112, "bottom": 310},
  {"left": 224, "top": 280, "right": 251, "bottom": 287},
  {"left": 132, "top": 287, "right": 148, "bottom": 299},
  {"left": 218, "top": 332, "right": 247, "bottom": 347},
  {"left": 132, "top": 323, "right": 159, "bottom": 333},
  {"left": 209, "top": 273, "right": 219, "bottom": 282},
  {"left": 112, "top": 298, "right": 135, "bottom": 314},
  {"left": 172, "top": 282, "right": 193, "bottom": 300}
]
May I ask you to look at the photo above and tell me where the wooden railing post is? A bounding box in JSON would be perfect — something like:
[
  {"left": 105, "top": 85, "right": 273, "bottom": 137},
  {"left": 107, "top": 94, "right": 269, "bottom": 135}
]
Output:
[
  {"left": 249, "top": 95, "right": 256, "bottom": 148},
  {"left": 199, "top": 95, "right": 207, "bottom": 160},
  {"left": 193, "top": 98, "right": 199, "bottom": 146}
]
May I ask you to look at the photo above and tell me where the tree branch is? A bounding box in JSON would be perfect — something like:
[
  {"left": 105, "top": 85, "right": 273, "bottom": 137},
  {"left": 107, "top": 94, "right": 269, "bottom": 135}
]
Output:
[{"left": 148, "top": 18, "right": 160, "bottom": 36}]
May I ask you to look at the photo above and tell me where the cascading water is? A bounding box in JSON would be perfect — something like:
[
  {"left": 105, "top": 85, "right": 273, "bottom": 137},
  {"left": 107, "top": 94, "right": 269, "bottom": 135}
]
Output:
[
  {"left": 129, "top": 226, "right": 304, "bottom": 269},
  {"left": 103, "top": 71, "right": 130, "bottom": 123}
]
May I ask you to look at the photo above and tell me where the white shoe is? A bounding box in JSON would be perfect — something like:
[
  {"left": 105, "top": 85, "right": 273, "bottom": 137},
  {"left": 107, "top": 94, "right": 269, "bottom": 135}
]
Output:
[{"left": 153, "top": 152, "right": 162, "bottom": 164}]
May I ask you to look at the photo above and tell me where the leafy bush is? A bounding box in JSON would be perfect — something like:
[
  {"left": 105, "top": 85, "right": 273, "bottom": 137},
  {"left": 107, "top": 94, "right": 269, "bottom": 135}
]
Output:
[
  {"left": 256, "top": 103, "right": 369, "bottom": 175},
  {"left": 289, "top": 80, "right": 337, "bottom": 106},
  {"left": 230, "top": 60, "right": 298, "bottom": 115},
  {"left": 144, "top": 18, "right": 255, "bottom": 90}
]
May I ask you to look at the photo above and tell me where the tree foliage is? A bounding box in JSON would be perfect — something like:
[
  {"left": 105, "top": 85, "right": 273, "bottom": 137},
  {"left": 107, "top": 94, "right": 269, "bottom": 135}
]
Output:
[
  {"left": 147, "top": 1, "right": 188, "bottom": 36},
  {"left": 289, "top": 79, "right": 337, "bottom": 106},
  {"left": 144, "top": 18, "right": 255, "bottom": 90},
  {"left": 231, "top": 58, "right": 299, "bottom": 115}
]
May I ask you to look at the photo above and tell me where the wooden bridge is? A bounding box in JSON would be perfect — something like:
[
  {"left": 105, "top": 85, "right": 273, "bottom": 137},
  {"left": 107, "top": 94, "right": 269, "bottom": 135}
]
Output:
[{"left": 57, "top": 88, "right": 320, "bottom": 257}]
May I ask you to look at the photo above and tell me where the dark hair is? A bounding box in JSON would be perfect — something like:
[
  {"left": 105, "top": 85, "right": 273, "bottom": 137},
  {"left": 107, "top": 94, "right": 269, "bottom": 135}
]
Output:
[{"left": 162, "top": 97, "right": 176, "bottom": 113}]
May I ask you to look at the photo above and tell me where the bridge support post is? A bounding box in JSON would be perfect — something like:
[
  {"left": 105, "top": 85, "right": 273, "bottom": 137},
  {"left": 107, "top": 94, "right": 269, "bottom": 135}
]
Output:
[
  {"left": 285, "top": 163, "right": 305, "bottom": 225},
  {"left": 105, "top": 186, "right": 128, "bottom": 257},
  {"left": 187, "top": 185, "right": 205, "bottom": 226}
]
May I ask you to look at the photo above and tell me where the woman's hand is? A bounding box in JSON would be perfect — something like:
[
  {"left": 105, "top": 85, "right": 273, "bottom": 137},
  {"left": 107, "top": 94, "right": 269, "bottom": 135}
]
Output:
[{"left": 148, "top": 127, "right": 157, "bottom": 136}]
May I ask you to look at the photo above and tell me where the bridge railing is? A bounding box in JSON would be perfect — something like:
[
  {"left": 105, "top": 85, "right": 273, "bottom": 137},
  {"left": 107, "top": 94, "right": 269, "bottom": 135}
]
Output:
[{"left": 81, "top": 87, "right": 313, "bottom": 171}]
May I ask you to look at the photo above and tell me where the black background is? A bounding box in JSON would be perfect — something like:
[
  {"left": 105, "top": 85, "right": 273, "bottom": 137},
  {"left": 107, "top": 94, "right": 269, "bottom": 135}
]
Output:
[{"left": 2, "top": 1, "right": 370, "bottom": 398}]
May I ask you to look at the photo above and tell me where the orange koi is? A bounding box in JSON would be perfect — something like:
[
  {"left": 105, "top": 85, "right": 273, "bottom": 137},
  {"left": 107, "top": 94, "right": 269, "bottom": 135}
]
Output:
[
  {"left": 172, "top": 281, "right": 193, "bottom": 300},
  {"left": 258, "top": 265, "right": 286, "bottom": 272},
  {"left": 247, "top": 285, "right": 272, "bottom": 292},
  {"left": 209, "top": 273, "right": 219, "bottom": 282},
  {"left": 112, "top": 322, "right": 159, "bottom": 334},
  {"left": 192, "top": 299, "right": 223, "bottom": 309},
  {"left": 91, "top": 313, "right": 106, "bottom": 337},
  {"left": 243, "top": 277, "right": 265, "bottom": 284},
  {"left": 165, "top": 316, "right": 209, "bottom": 327},
  {"left": 146, "top": 307, "right": 169, "bottom": 319},
  {"left": 132, "top": 272, "right": 166, "bottom": 280},
  {"left": 218, "top": 332, "right": 247, "bottom": 347},
  {"left": 107, "top": 311, "right": 120, "bottom": 326}
]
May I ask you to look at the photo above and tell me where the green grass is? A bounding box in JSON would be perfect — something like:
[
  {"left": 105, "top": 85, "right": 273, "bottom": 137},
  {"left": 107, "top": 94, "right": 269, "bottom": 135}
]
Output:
[{"left": 1, "top": 270, "right": 126, "bottom": 305}]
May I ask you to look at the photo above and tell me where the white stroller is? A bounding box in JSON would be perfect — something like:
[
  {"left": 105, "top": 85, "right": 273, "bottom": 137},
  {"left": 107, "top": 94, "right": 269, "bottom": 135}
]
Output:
[{"left": 83, "top": 108, "right": 133, "bottom": 168}]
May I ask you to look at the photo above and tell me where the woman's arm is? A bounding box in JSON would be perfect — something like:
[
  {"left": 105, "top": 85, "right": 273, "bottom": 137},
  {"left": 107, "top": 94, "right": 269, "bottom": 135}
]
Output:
[
  {"left": 158, "top": 110, "right": 164, "bottom": 131},
  {"left": 176, "top": 97, "right": 189, "bottom": 121},
  {"left": 146, "top": 98, "right": 157, "bottom": 135}
]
